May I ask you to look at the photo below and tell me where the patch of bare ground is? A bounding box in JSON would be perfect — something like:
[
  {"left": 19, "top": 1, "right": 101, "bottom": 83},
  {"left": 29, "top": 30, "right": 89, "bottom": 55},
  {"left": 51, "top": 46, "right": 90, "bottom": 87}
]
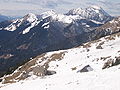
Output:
[
  {"left": 2, "top": 53, "right": 46, "bottom": 84},
  {"left": 105, "top": 32, "right": 120, "bottom": 41},
  {"left": 79, "top": 39, "right": 101, "bottom": 49},
  {"left": 49, "top": 52, "right": 65, "bottom": 61},
  {"left": 102, "top": 56, "right": 120, "bottom": 69},
  {"left": 105, "top": 36, "right": 115, "bottom": 41},
  {"left": 95, "top": 41, "right": 104, "bottom": 49},
  {"left": 2, "top": 52, "right": 66, "bottom": 84},
  {"left": 82, "top": 43, "right": 91, "bottom": 48},
  {"left": 102, "top": 59, "right": 114, "bottom": 69},
  {"left": 100, "top": 56, "right": 111, "bottom": 61},
  {"left": 71, "top": 67, "right": 77, "bottom": 71}
]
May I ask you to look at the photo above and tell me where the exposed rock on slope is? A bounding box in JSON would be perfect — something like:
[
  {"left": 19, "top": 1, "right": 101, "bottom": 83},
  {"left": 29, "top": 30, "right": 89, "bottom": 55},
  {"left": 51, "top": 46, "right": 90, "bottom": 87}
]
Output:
[{"left": 77, "top": 65, "right": 93, "bottom": 73}]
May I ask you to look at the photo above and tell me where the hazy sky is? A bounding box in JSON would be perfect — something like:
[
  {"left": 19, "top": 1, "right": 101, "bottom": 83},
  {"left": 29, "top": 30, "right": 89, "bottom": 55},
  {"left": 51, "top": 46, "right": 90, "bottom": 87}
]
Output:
[{"left": 0, "top": 0, "right": 120, "bottom": 16}]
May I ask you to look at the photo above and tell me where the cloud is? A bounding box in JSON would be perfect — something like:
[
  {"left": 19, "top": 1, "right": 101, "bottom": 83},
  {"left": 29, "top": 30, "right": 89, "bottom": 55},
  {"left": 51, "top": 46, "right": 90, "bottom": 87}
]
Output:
[{"left": 0, "top": 0, "right": 120, "bottom": 16}]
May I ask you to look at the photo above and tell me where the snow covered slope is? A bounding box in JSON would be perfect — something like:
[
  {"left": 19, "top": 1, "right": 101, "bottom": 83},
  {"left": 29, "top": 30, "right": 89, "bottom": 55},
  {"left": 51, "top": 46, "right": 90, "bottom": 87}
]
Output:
[{"left": 0, "top": 31, "right": 120, "bottom": 90}]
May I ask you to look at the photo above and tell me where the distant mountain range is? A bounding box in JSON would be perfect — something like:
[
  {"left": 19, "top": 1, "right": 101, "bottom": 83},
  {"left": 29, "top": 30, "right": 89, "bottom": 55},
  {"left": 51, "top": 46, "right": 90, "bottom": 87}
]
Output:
[{"left": 0, "top": 14, "right": 10, "bottom": 22}]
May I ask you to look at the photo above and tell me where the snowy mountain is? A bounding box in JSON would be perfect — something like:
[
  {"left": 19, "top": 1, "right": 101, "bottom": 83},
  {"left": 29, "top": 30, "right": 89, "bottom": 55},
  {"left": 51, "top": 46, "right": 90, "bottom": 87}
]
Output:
[
  {"left": 0, "top": 6, "right": 118, "bottom": 79},
  {"left": 0, "top": 29, "right": 120, "bottom": 90},
  {"left": 66, "top": 5, "right": 113, "bottom": 23},
  {"left": 2, "top": 13, "right": 38, "bottom": 32}
]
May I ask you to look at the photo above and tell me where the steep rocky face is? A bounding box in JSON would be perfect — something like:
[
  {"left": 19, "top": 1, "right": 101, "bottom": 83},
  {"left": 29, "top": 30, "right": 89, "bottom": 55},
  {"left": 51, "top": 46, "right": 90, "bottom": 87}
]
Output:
[{"left": 0, "top": 7, "right": 117, "bottom": 77}]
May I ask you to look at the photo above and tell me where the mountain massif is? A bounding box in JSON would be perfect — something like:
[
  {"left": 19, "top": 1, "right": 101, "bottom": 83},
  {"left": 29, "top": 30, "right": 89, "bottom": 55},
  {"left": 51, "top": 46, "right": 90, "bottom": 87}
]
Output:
[{"left": 0, "top": 6, "right": 120, "bottom": 90}]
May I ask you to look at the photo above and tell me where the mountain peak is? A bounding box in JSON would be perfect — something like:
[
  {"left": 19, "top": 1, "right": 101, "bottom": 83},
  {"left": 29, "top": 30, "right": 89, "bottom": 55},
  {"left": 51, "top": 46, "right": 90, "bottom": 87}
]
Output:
[
  {"left": 66, "top": 6, "right": 112, "bottom": 23},
  {"left": 25, "top": 13, "right": 36, "bottom": 18},
  {"left": 40, "top": 10, "right": 57, "bottom": 19},
  {"left": 23, "top": 13, "right": 37, "bottom": 23}
]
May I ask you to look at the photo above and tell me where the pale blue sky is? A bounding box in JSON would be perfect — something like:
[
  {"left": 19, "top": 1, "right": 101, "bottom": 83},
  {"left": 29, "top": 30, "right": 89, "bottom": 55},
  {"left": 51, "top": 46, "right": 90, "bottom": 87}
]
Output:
[{"left": 0, "top": 0, "right": 120, "bottom": 16}]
